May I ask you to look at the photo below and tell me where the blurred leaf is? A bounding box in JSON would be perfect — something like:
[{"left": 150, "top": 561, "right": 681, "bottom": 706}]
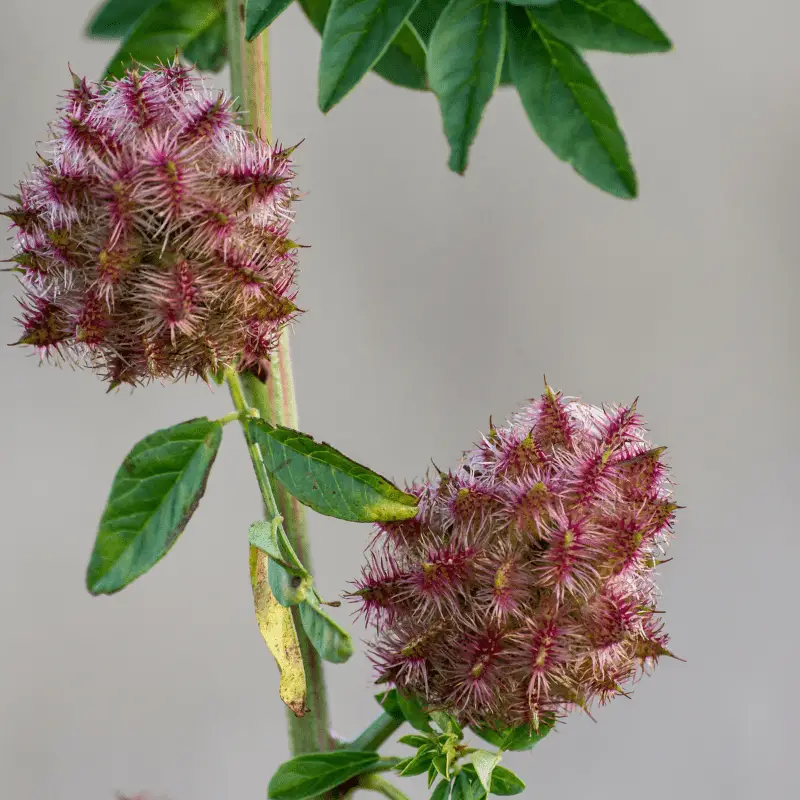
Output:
[
  {"left": 247, "top": 418, "right": 419, "bottom": 523},
  {"left": 450, "top": 769, "right": 485, "bottom": 800},
  {"left": 409, "top": 0, "right": 448, "bottom": 42},
  {"left": 299, "top": 0, "right": 428, "bottom": 90},
  {"left": 396, "top": 691, "right": 433, "bottom": 732},
  {"left": 531, "top": 0, "right": 671, "bottom": 53},
  {"left": 268, "top": 751, "right": 381, "bottom": 800},
  {"left": 398, "top": 749, "right": 436, "bottom": 776},
  {"left": 250, "top": 547, "right": 307, "bottom": 716},
  {"left": 428, "top": 0, "right": 505, "bottom": 173},
  {"left": 183, "top": 8, "right": 227, "bottom": 71},
  {"left": 299, "top": 590, "right": 354, "bottom": 663},
  {"left": 246, "top": 0, "right": 295, "bottom": 40},
  {"left": 470, "top": 715, "right": 554, "bottom": 751},
  {"left": 399, "top": 734, "right": 434, "bottom": 748},
  {"left": 105, "top": 0, "right": 222, "bottom": 79},
  {"left": 506, "top": 6, "right": 637, "bottom": 197},
  {"left": 375, "top": 688, "right": 406, "bottom": 720},
  {"left": 268, "top": 557, "right": 313, "bottom": 606},
  {"left": 319, "top": 0, "right": 424, "bottom": 111},
  {"left": 86, "top": 418, "right": 222, "bottom": 594},
  {"left": 485, "top": 766, "right": 525, "bottom": 796},
  {"left": 431, "top": 779, "right": 453, "bottom": 800},
  {"left": 469, "top": 751, "right": 500, "bottom": 792},
  {"left": 86, "top": 0, "right": 161, "bottom": 38}
]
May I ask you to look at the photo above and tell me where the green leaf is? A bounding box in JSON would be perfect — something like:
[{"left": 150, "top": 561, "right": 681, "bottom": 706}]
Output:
[
  {"left": 105, "top": 0, "right": 222, "bottom": 79},
  {"left": 399, "top": 734, "right": 434, "bottom": 748},
  {"left": 471, "top": 715, "right": 554, "bottom": 751},
  {"left": 86, "top": 0, "right": 161, "bottom": 38},
  {"left": 299, "top": 0, "right": 428, "bottom": 90},
  {"left": 506, "top": 6, "right": 636, "bottom": 198},
  {"left": 86, "top": 418, "right": 222, "bottom": 595},
  {"left": 431, "top": 778, "right": 453, "bottom": 800},
  {"left": 531, "top": 0, "right": 671, "bottom": 53},
  {"left": 299, "top": 591, "right": 354, "bottom": 663},
  {"left": 246, "top": 0, "right": 295, "bottom": 41},
  {"left": 369, "top": 19, "right": 428, "bottom": 90},
  {"left": 268, "top": 557, "right": 312, "bottom": 606},
  {"left": 375, "top": 688, "right": 406, "bottom": 720},
  {"left": 183, "top": 9, "right": 227, "bottom": 71},
  {"left": 451, "top": 769, "right": 485, "bottom": 800},
  {"left": 496, "top": 0, "right": 560, "bottom": 5},
  {"left": 485, "top": 766, "right": 525, "bottom": 796},
  {"left": 247, "top": 418, "right": 419, "bottom": 523},
  {"left": 409, "top": 0, "right": 449, "bottom": 42},
  {"left": 398, "top": 749, "right": 435, "bottom": 776},
  {"left": 319, "top": 0, "right": 424, "bottom": 111},
  {"left": 396, "top": 691, "right": 433, "bottom": 732},
  {"left": 428, "top": 0, "right": 506, "bottom": 174},
  {"left": 469, "top": 751, "right": 500, "bottom": 793},
  {"left": 268, "top": 751, "right": 380, "bottom": 800}
]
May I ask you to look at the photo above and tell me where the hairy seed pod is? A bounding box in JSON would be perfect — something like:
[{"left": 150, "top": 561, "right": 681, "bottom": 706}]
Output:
[
  {"left": 4, "top": 62, "right": 300, "bottom": 388},
  {"left": 352, "top": 385, "right": 679, "bottom": 730}
]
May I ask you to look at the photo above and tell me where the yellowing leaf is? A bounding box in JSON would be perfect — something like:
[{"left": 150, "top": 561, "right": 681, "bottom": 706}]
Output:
[{"left": 250, "top": 546, "right": 307, "bottom": 716}]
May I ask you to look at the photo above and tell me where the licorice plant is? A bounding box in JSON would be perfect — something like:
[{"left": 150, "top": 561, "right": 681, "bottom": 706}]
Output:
[{"left": 3, "top": 1, "right": 679, "bottom": 798}]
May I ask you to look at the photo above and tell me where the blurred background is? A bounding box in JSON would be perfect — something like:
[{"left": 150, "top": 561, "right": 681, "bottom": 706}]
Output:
[{"left": 1, "top": 0, "right": 798, "bottom": 797}]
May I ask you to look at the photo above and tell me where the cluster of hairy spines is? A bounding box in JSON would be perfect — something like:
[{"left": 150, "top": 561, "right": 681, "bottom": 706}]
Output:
[
  {"left": 352, "top": 385, "right": 678, "bottom": 730},
  {"left": 5, "top": 62, "right": 300, "bottom": 387}
]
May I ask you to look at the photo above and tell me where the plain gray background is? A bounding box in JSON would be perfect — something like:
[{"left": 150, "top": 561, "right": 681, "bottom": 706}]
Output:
[{"left": 2, "top": 0, "right": 797, "bottom": 797}]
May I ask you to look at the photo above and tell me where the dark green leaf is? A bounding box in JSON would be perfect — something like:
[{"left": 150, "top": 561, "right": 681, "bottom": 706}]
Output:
[
  {"left": 299, "top": 591, "right": 354, "bottom": 663},
  {"left": 370, "top": 21, "right": 428, "bottom": 90},
  {"left": 398, "top": 749, "right": 435, "bottom": 776},
  {"left": 105, "top": 0, "right": 222, "bottom": 79},
  {"left": 531, "top": 0, "right": 671, "bottom": 53},
  {"left": 433, "top": 755, "right": 449, "bottom": 778},
  {"left": 471, "top": 715, "right": 554, "bottom": 751},
  {"left": 246, "top": 0, "right": 295, "bottom": 41},
  {"left": 247, "top": 418, "right": 419, "bottom": 523},
  {"left": 183, "top": 9, "right": 227, "bottom": 71},
  {"left": 486, "top": 766, "right": 525, "bottom": 796},
  {"left": 375, "top": 688, "right": 406, "bottom": 720},
  {"left": 86, "top": 418, "right": 222, "bottom": 594},
  {"left": 499, "top": 48, "right": 512, "bottom": 85},
  {"left": 451, "top": 769, "right": 485, "bottom": 800},
  {"left": 410, "top": 0, "right": 450, "bottom": 41},
  {"left": 298, "top": 0, "right": 428, "bottom": 90},
  {"left": 86, "top": 0, "right": 161, "bottom": 38},
  {"left": 507, "top": 6, "right": 636, "bottom": 197},
  {"left": 268, "top": 750, "right": 380, "bottom": 800},
  {"left": 319, "top": 0, "right": 424, "bottom": 111},
  {"left": 396, "top": 691, "right": 433, "bottom": 732},
  {"left": 431, "top": 778, "right": 453, "bottom": 800},
  {"left": 399, "top": 734, "right": 433, "bottom": 748},
  {"left": 497, "top": 0, "right": 560, "bottom": 5},
  {"left": 428, "top": 0, "right": 505, "bottom": 173}
]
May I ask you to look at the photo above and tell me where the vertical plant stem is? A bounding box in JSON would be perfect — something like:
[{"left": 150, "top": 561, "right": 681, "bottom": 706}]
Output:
[{"left": 225, "top": 0, "right": 331, "bottom": 756}]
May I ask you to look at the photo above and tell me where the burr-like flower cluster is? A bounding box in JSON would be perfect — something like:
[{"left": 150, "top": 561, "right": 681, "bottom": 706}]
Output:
[
  {"left": 5, "top": 62, "right": 299, "bottom": 387},
  {"left": 354, "top": 386, "right": 678, "bottom": 730}
]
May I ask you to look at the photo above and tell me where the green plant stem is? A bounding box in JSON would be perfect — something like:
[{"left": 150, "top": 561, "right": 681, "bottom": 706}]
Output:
[
  {"left": 358, "top": 773, "right": 412, "bottom": 800},
  {"left": 224, "top": 368, "right": 281, "bottom": 523},
  {"left": 225, "top": 0, "right": 331, "bottom": 757},
  {"left": 351, "top": 712, "right": 404, "bottom": 752}
]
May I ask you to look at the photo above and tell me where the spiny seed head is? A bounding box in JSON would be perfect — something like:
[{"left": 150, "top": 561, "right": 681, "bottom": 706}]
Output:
[
  {"left": 353, "top": 384, "right": 678, "bottom": 730},
  {"left": 5, "top": 62, "right": 300, "bottom": 388}
]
